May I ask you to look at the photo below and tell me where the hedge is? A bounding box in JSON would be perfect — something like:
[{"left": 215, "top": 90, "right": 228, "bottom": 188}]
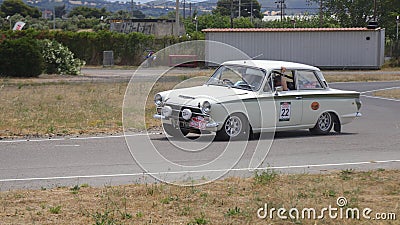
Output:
[
  {"left": 0, "top": 38, "right": 43, "bottom": 77},
  {"left": 0, "top": 30, "right": 160, "bottom": 66}
]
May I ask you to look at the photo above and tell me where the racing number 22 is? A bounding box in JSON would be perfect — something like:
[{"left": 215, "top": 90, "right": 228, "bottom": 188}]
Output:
[{"left": 279, "top": 102, "right": 291, "bottom": 121}]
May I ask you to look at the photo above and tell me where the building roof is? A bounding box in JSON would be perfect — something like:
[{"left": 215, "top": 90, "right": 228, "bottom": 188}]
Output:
[{"left": 202, "top": 28, "right": 379, "bottom": 32}]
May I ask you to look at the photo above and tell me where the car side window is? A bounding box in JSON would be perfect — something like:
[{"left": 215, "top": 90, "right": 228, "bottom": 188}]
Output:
[{"left": 297, "top": 70, "right": 323, "bottom": 90}]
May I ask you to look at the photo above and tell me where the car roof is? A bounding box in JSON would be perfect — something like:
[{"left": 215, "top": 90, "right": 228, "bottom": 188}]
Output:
[{"left": 222, "top": 60, "right": 320, "bottom": 71}]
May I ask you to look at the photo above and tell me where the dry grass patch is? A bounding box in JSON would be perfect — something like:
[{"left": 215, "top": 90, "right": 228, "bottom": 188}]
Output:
[
  {"left": 0, "top": 169, "right": 398, "bottom": 224},
  {"left": 0, "top": 82, "right": 127, "bottom": 137},
  {"left": 324, "top": 73, "right": 400, "bottom": 83},
  {"left": 374, "top": 89, "right": 400, "bottom": 99},
  {"left": 0, "top": 72, "right": 208, "bottom": 138}
]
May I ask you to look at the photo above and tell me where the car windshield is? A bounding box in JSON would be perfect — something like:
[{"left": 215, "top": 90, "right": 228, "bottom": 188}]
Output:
[{"left": 206, "top": 65, "right": 265, "bottom": 91}]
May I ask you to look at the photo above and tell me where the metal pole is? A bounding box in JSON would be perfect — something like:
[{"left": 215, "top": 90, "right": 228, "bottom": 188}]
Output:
[
  {"left": 175, "top": 0, "right": 179, "bottom": 36},
  {"left": 319, "top": 0, "right": 323, "bottom": 27},
  {"left": 397, "top": 16, "right": 399, "bottom": 41},
  {"left": 53, "top": 7, "right": 56, "bottom": 29},
  {"left": 183, "top": 0, "right": 185, "bottom": 19},
  {"left": 238, "top": 0, "right": 241, "bottom": 17},
  {"left": 250, "top": 0, "right": 253, "bottom": 23},
  {"left": 230, "top": 0, "right": 233, "bottom": 28}
]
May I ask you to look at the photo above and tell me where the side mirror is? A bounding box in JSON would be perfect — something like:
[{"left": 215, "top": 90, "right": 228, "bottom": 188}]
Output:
[{"left": 274, "top": 86, "right": 283, "bottom": 95}]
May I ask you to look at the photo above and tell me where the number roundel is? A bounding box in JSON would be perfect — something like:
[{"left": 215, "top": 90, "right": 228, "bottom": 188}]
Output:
[{"left": 311, "top": 102, "right": 320, "bottom": 110}]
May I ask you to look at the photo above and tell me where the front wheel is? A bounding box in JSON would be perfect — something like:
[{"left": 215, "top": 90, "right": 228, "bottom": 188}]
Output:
[
  {"left": 309, "top": 112, "right": 333, "bottom": 135},
  {"left": 216, "top": 114, "right": 250, "bottom": 141}
]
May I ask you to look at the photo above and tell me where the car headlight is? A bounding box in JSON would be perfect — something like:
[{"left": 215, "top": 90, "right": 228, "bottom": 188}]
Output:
[
  {"left": 154, "top": 94, "right": 162, "bottom": 106},
  {"left": 201, "top": 101, "right": 211, "bottom": 114}
]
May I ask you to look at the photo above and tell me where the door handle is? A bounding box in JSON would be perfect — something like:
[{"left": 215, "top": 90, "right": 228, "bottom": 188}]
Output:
[{"left": 296, "top": 96, "right": 303, "bottom": 100}]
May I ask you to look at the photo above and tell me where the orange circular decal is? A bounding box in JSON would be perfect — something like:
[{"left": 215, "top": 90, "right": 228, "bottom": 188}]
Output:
[{"left": 311, "top": 102, "right": 320, "bottom": 110}]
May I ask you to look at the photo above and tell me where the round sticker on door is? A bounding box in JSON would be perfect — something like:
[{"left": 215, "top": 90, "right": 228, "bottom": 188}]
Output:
[
  {"left": 311, "top": 102, "right": 320, "bottom": 110},
  {"left": 279, "top": 102, "right": 291, "bottom": 121}
]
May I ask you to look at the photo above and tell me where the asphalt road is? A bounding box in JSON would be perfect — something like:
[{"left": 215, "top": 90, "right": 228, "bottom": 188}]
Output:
[{"left": 0, "top": 81, "right": 399, "bottom": 190}]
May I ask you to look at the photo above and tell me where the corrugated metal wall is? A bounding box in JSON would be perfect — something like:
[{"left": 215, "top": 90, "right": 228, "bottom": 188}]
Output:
[{"left": 206, "top": 29, "right": 385, "bottom": 69}]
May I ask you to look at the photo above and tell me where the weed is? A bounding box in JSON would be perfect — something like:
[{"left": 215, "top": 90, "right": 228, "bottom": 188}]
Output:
[
  {"left": 93, "top": 210, "right": 117, "bottom": 225},
  {"left": 200, "top": 192, "right": 208, "bottom": 198},
  {"left": 225, "top": 206, "right": 241, "bottom": 217},
  {"left": 254, "top": 169, "right": 277, "bottom": 185},
  {"left": 180, "top": 206, "right": 191, "bottom": 216},
  {"left": 136, "top": 211, "right": 143, "bottom": 218},
  {"left": 47, "top": 125, "right": 55, "bottom": 134},
  {"left": 160, "top": 195, "right": 178, "bottom": 204},
  {"left": 49, "top": 205, "right": 62, "bottom": 214},
  {"left": 297, "top": 192, "right": 308, "bottom": 199},
  {"left": 55, "top": 95, "right": 63, "bottom": 100},
  {"left": 340, "top": 169, "right": 355, "bottom": 180},
  {"left": 324, "top": 189, "right": 336, "bottom": 197},
  {"left": 189, "top": 213, "right": 208, "bottom": 225},
  {"left": 80, "top": 183, "right": 90, "bottom": 188},
  {"left": 70, "top": 185, "right": 80, "bottom": 194}
]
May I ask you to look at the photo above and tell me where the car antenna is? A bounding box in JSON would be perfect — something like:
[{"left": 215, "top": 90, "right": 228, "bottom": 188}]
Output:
[{"left": 251, "top": 53, "right": 263, "bottom": 59}]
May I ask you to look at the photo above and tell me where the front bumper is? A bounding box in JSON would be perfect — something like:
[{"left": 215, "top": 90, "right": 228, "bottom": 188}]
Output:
[
  {"left": 154, "top": 104, "right": 221, "bottom": 132},
  {"left": 154, "top": 114, "right": 220, "bottom": 132}
]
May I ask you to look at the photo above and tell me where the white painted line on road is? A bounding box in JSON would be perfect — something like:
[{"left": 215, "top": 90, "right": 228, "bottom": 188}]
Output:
[
  {"left": 0, "top": 138, "right": 68, "bottom": 143},
  {"left": 54, "top": 145, "right": 80, "bottom": 147},
  {"left": 361, "top": 86, "right": 400, "bottom": 94},
  {"left": 331, "top": 81, "right": 400, "bottom": 85},
  {"left": 0, "top": 159, "right": 399, "bottom": 183},
  {"left": 361, "top": 95, "right": 400, "bottom": 102},
  {"left": 0, "top": 133, "right": 157, "bottom": 144}
]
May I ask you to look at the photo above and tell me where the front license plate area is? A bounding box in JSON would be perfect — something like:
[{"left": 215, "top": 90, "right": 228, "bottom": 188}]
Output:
[{"left": 189, "top": 116, "right": 206, "bottom": 130}]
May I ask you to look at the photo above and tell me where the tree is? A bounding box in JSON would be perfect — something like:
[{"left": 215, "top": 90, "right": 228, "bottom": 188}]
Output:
[
  {"left": 54, "top": 4, "right": 66, "bottom": 18},
  {"left": 68, "top": 6, "right": 109, "bottom": 18},
  {"left": 0, "top": 0, "right": 41, "bottom": 18},
  {"left": 213, "top": 0, "right": 262, "bottom": 19},
  {"left": 132, "top": 10, "right": 145, "bottom": 19},
  {"left": 376, "top": 0, "right": 400, "bottom": 39},
  {"left": 308, "top": 0, "right": 400, "bottom": 38}
]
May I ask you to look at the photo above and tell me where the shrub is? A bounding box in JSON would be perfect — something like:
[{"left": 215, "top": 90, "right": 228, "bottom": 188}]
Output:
[
  {"left": 0, "top": 38, "right": 43, "bottom": 77},
  {"left": 39, "top": 39, "right": 85, "bottom": 75}
]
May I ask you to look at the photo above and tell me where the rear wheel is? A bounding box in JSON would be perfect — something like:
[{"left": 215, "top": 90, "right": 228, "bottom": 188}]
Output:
[
  {"left": 309, "top": 112, "right": 333, "bottom": 135},
  {"left": 163, "top": 124, "right": 189, "bottom": 138},
  {"left": 216, "top": 114, "right": 250, "bottom": 141}
]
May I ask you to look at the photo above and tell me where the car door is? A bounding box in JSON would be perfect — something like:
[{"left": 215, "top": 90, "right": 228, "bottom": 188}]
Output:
[
  {"left": 274, "top": 91, "right": 303, "bottom": 127},
  {"left": 272, "top": 69, "right": 303, "bottom": 127},
  {"left": 259, "top": 71, "right": 303, "bottom": 130}
]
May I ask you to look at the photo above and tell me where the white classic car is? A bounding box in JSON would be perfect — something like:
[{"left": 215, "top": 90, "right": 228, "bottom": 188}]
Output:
[{"left": 154, "top": 60, "right": 362, "bottom": 140}]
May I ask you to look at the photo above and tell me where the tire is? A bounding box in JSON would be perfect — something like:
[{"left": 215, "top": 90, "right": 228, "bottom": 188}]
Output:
[
  {"left": 163, "top": 124, "right": 189, "bottom": 138},
  {"left": 216, "top": 113, "right": 250, "bottom": 141},
  {"left": 309, "top": 112, "right": 333, "bottom": 135}
]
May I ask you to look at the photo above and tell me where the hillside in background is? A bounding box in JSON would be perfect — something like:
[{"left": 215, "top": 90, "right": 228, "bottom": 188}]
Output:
[{"left": 0, "top": 0, "right": 318, "bottom": 18}]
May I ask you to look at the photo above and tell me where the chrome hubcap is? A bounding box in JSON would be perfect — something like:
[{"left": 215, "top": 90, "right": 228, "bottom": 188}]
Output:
[
  {"left": 318, "top": 112, "right": 332, "bottom": 131},
  {"left": 225, "top": 116, "right": 242, "bottom": 137}
]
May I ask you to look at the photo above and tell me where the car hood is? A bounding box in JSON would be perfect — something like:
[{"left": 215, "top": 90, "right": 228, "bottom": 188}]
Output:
[{"left": 162, "top": 85, "right": 253, "bottom": 106}]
